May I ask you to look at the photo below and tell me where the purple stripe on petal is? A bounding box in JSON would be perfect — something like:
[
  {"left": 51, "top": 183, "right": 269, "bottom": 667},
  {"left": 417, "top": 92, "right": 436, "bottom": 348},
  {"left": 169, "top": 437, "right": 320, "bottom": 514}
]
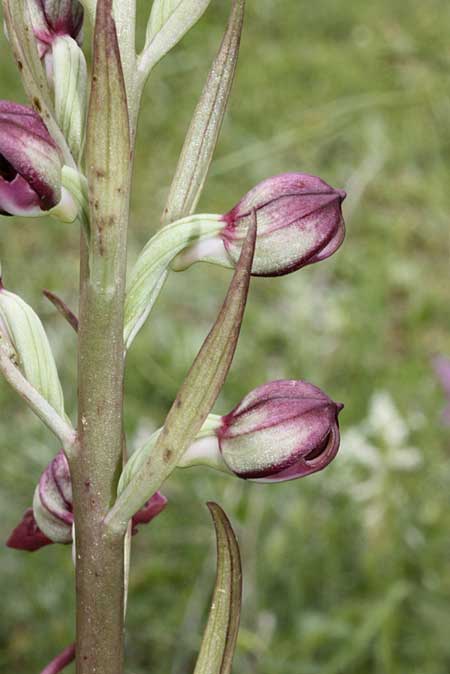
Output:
[
  {"left": 39, "top": 460, "right": 74, "bottom": 525},
  {"left": 246, "top": 424, "right": 341, "bottom": 483},
  {"left": 51, "top": 450, "right": 73, "bottom": 507}
]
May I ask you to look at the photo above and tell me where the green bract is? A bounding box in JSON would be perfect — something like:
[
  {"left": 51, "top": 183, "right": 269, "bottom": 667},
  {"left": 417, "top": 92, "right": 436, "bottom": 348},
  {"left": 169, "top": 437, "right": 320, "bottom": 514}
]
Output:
[{"left": 0, "top": 283, "right": 66, "bottom": 418}]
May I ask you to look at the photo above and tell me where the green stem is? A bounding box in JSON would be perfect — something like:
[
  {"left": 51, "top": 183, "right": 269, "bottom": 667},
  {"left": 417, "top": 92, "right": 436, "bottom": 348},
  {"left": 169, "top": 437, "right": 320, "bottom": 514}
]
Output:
[{"left": 68, "top": 1, "right": 133, "bottom": 672}]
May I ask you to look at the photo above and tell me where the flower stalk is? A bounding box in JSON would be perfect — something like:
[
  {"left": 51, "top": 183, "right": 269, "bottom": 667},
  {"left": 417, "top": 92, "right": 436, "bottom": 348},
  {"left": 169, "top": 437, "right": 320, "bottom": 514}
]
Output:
[{"left": 68, "top": 0, "right": 132, "bottom": 672}]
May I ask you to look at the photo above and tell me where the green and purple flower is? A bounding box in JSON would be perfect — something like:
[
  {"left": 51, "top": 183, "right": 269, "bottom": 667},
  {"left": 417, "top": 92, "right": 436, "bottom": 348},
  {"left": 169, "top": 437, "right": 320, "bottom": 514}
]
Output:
[
  {"left": 7, "top": 450, "right": 167, "bottom": 552},
  {"left": 175, "top": 173, "right": 346, "bottom": 276},
  {"left": 181, "top": 380, "right": 343, "bottom": 482},
  {"left": 0, "top": 101, "right": 63, "bottom": 217},
  {"left": 28, "top": 0, "right": 84, "bottom": 59}
]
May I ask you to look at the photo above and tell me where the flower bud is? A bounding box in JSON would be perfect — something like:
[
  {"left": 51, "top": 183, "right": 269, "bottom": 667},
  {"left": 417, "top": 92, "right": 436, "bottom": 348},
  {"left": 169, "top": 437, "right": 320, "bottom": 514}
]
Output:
[
  {"left": 173, "top": 173, "right": 346, "bottom": 276},
  {"left": 0, "top": 101, "right": 64, "bottom": 217},
  {"left": 180, "top": 381, "right": 343, "bottom": 482},
  {"left": 27, "top": 0, "right": 84, "bottom": 60},
  {"left": 219, "top": 381, "right": 343, "bottom": 481},
  {"left": 7, "top": 450, "right": 167, "bottom": 552}
]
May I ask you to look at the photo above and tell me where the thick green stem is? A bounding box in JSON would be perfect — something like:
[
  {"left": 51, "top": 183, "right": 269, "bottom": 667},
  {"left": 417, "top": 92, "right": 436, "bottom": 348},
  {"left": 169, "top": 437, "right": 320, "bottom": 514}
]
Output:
[
  {"left": 71, "top": 232, "right": 128, "bottom": 674},
  {"left": 68, "top": 1, "right": 133, "bottom": 672}
]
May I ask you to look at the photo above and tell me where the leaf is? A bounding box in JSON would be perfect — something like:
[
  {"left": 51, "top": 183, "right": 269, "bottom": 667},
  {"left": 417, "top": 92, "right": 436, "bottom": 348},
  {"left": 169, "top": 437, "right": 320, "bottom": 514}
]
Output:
[
  {"left": 105, "top": 213, "right": 257, "bottom": 535},
  {"left": 192, "top": 502, "right": 242, "bottom": 674},
  {"left": 85, "top": 0, "right": 130, "bottom": 283},
  {"left": 163, "top": 0, "right": 246, "bottom": 224},
  {"left": 139, "top": 0, "right": 212, "bottom": 77},
  {"left": 2, "top": 0, "right": 75, "bottom": 166}
]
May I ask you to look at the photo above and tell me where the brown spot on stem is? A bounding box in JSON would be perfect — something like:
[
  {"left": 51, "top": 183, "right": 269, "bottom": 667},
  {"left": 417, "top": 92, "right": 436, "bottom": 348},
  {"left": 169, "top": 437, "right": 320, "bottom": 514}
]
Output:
[{"left": 163, "top": 449, "right": 173, "bottom": 463}]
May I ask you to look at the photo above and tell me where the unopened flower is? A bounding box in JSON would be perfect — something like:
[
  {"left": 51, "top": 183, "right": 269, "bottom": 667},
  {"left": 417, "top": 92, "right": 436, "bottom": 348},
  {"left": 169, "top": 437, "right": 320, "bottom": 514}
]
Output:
[
  {"left": 7, "top": 450, "right": 167, "bottom": 552},
  {"left": 0, "top": 101, "right": 64, "bottom": 217},
  {"left": 27, "top": 0, "right": 84, "bottom": 60},
  {"left": 180, "top": 380, "right": 343, "bottom": 482},
  {"left": 173, "top": 173, "right": 346, "bottom": 276}
]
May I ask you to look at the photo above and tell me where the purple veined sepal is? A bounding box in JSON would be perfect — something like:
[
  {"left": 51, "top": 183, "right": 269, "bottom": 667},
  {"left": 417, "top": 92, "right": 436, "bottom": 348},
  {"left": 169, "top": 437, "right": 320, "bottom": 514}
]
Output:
[
  {"left": 6, "top": 450, "right": 168, "bottom": 552},
  {"left": 26, "top": 0, "right": 84, "bottom": 62},
  {"left": 178, "top": 380, "right": 343, "bottom": 483},
  {"left": 0, "top": 101, "right": 78, "bottom": 221},
  {"left": 172, "top": 173, "right": 346, "bottom": 277}
]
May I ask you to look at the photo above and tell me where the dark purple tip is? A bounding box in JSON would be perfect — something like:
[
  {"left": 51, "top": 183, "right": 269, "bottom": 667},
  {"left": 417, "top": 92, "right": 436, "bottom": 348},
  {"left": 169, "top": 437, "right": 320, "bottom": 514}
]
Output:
[{"left": 6, "top": 508, "right": 53, "bottom": 552}]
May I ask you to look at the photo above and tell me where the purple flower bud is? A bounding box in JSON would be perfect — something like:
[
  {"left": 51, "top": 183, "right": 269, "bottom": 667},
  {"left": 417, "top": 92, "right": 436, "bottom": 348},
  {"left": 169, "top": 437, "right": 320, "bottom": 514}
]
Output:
[
  {"left": 173, "top": 173, "right": 346, "bottom": 276},
  {"left": 6, "top": 450, "right": 167, "bottom": 552},
  {"left": 217, "top": 380, "right": 343, "bottom": 482},
  {"left": 0, "top": 101, "right": 63, "bottom": 216},
  {"left": 28, "top": 0, "right": 84, "bottom": 59},
  {"left": 222, "top": 173, "right": 346, "bottom": 276}
]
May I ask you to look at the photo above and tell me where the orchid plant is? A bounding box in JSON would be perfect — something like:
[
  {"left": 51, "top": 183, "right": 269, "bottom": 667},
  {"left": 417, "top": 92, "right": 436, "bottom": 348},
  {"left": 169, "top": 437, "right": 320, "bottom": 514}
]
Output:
[{"left": 0, "top": 2, "right": 347, "bottom": 673}]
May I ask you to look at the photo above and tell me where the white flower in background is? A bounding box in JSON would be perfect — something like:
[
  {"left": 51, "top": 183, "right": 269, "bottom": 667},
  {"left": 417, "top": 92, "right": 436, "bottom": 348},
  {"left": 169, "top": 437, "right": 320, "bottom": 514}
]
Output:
[{"left": 336, "top": 390, "right": 422, "bottom": 529}]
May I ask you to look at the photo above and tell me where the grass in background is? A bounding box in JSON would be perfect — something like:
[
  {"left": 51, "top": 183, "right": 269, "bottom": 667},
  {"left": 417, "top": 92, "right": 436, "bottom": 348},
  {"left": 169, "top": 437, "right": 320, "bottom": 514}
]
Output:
[{"left": 1, "top": 1, "right": 450, "bottom": 672}]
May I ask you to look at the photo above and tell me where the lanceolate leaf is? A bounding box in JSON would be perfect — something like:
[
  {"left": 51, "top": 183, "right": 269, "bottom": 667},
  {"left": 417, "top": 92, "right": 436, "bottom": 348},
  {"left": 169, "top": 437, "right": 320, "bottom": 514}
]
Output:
[
  {"left": 193, "top": 503, "right": 242, "bottom": 674},
  {"left": 138, "top": 0, "right": 211, "bottom": 79},
  {"left": 163, "top": 0, "right": 246, "bottom": 225},
  {"left": 106, "top": 214, "right": 257, "bottom": 535},
  {"left": 2, "top": 0, "right": 75, "bottom": 167}
]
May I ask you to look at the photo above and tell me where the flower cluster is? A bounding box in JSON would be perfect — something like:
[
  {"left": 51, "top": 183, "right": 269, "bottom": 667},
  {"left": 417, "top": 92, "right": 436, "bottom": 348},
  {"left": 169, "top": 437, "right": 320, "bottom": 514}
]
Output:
[{"left": 2, "top": 0, "right": 347, "bottom": 564}]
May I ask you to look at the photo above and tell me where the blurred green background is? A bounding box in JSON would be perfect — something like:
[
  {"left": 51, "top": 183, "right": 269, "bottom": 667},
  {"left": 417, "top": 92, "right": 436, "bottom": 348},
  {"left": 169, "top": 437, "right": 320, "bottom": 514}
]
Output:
[{"left": 1, "top": 1, "right": 450, "bottom": 672}]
